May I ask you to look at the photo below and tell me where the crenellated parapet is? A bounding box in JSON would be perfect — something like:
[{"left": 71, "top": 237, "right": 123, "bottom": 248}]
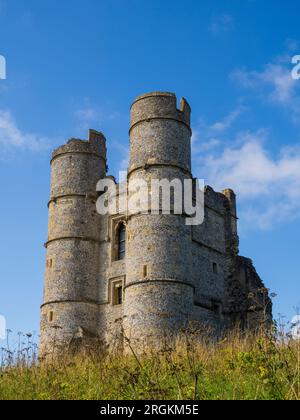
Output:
[
  {"left": 130, "top": 92, "right": 191, "bottom": 129},
  {"left": 129, "top": 92, "right": 192, "bottom": 175}
]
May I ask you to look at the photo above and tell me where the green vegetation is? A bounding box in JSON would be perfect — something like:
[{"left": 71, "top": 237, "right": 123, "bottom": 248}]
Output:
[{"left": 0, "top": 331, "right": 299, "bottom": 400}]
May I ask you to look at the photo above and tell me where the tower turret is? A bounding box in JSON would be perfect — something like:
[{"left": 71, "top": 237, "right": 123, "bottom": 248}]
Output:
[
  {"left": 123, "top": 92, "right": 194, "bottom": 350},
  {"left": 40, "top": 130, "right": 106, "bottom": 357}
]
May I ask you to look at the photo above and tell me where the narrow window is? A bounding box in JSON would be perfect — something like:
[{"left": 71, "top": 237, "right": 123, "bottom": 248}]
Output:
[
  {"left": 49, "top": 311, "right": 54, "bottom": 322},
  {"left": 47, "top": 259, "right": 53, "bottom": 268},
  {"left": 113, "top": 283, "right": 123, "bottom": 305},
  {"left": 143, "top": 265, "right": 148, "bottom": 278},
  {"left": 116, "top": 285, "right": 123, "bottom": 305},
  {"left": 117, "top": 223, "right": 126, "bottom": 260},
  {"left": 213, "top": 262, "right": 218, "bottom": 274}
]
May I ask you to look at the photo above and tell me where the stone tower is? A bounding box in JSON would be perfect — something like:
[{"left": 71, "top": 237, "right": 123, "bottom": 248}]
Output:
[
  {"left": 40, "top": 130, "right": 107, "bottom": 356},
  {"left": 123, "top": 92, "right": 194, "bottom": 348},
  {"left": 40, "top": 92, "right": 272, "bottom": 358}
]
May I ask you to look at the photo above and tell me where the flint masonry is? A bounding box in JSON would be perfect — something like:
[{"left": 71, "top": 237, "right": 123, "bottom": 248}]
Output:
[{"left": 40, "top": 92, "right": 272, "bottom": 357}]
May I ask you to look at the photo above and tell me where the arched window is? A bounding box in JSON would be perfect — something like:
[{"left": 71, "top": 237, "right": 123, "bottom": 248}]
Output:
[{"left": 117, "top": 223, "right": 126, "bottom": 260}]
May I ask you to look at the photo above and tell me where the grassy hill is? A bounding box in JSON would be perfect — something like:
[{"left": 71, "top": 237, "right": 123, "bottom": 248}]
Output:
[{"left": 0, "top": 331, "right": 299, "bottom": 400}]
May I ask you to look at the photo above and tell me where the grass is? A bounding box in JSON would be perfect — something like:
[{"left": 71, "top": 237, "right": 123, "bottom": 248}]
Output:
[{"left": 0, "top": 329, "right": 299, "bottom": 400}]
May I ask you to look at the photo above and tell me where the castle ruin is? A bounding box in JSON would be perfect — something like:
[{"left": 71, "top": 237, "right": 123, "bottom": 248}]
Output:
[{"left": 40, "top": 92, "right": 272, "bottom": 356}]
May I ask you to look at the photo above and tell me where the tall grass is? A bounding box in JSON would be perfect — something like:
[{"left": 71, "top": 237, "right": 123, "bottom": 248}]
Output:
[{"left": 0, "top": 328, "right": 299, "bottom": 400}]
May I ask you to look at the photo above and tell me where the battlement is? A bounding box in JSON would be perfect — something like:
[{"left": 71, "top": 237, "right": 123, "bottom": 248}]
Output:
[
  {"left": 51, "top": 130, "right": 106, "bottom": 162},
  {"left": 130, "top": 91, "right": 191, "bottom": 130}
]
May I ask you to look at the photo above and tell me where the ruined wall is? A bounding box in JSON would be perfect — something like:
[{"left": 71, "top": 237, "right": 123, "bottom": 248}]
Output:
[
  {"left": 231, "top": 256, "right": 272, "bottom": 329},
  {"left": 190, "top": 186, "right": 237, "bottom": 332}
]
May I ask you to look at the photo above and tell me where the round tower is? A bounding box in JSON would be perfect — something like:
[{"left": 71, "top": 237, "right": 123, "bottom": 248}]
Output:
[
  {"left": 123, "top": 92, "right": 194, "bottom": 351},
  {"left": 40, "top": 129, "right": 106, "bottom": 357}
]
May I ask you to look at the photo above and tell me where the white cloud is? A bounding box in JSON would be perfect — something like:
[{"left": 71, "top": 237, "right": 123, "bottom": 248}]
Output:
[
  {"left": 75, "top": 107, "right": 98, "bottom": 122},
  {"left": 193, "top": 136, "right": 220, "bottom": 153},
  {"left": 75, "top": 106, "right": 100, "bottom": 132},
  {"left": 193, "top": 127, "right": 300, "bottom": 230},
  {"left": 220, "top": 49, "right": 300, "bottom": 228},
  {"left": 209, "top": 14, "right": 234, "bottom": 35},
  {"left": 112, "top": 141, "right": 129, "bottom": 174},
  {"left": 209, "top": 107, "right": 245, "bottom": 133},
  {"left": 192, "top": 106, "right": 244, "bottom": 154},
  {"left": 232, "top": 64, "right": 297, "bottom": 105},
  {"left": 285, "top": 38, "right": 299, "bottom": 52},
  {"left": 75, "top": 104, "right": 118, "bottom": 133},
  {"left": 0, "top": 109, "right": 49, "bottom": 153},
  {"left": 231, "top": 46, "right": 300, "bottom": 124}
]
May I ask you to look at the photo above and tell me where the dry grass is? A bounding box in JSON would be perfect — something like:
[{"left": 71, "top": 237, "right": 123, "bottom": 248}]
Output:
[{"left": 0, "top": 329, "right": 299, "bottom": 400}]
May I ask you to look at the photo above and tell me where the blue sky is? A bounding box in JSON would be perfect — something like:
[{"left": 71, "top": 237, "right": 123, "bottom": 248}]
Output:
[{"left": 0, "top": 0, "right": 300, "bottom": 344}]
